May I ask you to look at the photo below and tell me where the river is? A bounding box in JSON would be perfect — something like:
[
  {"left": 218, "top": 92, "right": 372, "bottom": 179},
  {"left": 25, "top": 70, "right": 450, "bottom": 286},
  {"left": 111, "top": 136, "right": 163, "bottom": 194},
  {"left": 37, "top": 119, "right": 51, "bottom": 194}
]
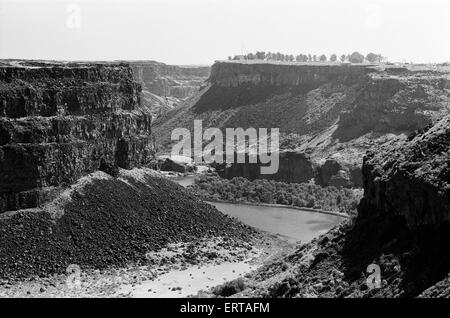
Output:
[
  {"left": 172, "top": 175, "right": 344, "bottom": 244},
  {"left": 115, "top": 174, "right": 344, "bottom": 297},
  {"left": 209, "top": 202, "right": 342, "bottom": 244}
]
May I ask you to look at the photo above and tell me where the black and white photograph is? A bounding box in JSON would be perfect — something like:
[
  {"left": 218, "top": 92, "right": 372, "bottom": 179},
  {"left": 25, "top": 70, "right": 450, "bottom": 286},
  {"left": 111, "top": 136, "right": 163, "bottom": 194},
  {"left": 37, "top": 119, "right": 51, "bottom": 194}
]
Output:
[{"left": 0, "top": 0, "right": 449, "bottom": 305}]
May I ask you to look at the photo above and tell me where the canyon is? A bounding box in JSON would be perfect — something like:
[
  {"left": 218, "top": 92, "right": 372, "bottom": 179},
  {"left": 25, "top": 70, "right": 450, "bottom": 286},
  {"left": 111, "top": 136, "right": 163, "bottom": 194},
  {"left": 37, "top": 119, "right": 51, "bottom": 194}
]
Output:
[
  {"left": 0, "top": 59, "right": 209, "bottom": 213},
  {"left": 129, "top": 61, "right": 210, "bottom": 117},
  {"left": 238, "top": 113, "right": 450, "bottom": 298},
  {"left": 0, "top": 60, "right": 256, "bottom": 280},
  {"left": 1, "top": 59, "right": 450, "bottom": 298},
  {"left": 154, "top": 61, "right": 450, "bottom": 188}
]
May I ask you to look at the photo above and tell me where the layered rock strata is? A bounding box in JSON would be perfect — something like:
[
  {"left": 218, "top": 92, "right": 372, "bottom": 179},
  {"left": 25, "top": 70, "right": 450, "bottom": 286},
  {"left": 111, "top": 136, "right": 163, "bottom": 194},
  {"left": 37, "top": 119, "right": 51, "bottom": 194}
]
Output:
[
  {"left": 129, "top": 61, "right": 209, "bottom": 116},
  {"left": 0, "top": 61, "right": 154, "bottom": 212},
  {"left": 155, "top": 61, "right": 450, "bottom": 188}
]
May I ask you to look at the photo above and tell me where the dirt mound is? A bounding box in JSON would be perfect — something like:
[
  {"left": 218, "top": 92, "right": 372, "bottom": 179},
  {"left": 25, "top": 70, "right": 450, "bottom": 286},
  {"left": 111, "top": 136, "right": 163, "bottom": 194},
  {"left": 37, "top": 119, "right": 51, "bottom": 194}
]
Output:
[{"left": 0, "top": 168, "right": 256, "bottom": 280}]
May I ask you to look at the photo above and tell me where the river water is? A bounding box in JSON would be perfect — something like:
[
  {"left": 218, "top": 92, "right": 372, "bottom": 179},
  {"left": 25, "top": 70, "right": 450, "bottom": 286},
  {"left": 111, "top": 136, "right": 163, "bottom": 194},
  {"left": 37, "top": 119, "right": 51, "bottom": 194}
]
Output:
[
  {"left": 209, "top": 202, "right": 342, "bottom": 244},
  {"left": 172, "top": 175, "right": 344, "bottom": 244}
]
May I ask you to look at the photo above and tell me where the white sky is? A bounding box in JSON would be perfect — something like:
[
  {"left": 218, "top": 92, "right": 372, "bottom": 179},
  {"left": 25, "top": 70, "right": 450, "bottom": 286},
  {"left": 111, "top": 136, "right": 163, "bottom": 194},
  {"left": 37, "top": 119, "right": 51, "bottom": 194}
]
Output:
[{"left": 0, "top": 0, "right": 449, "bottom": 65}]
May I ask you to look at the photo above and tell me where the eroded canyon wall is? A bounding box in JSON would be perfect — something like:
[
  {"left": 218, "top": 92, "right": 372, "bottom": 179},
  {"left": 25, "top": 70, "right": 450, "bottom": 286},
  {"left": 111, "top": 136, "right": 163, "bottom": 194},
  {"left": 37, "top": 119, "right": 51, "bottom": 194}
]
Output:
[
  {"left": 246, "top": 114, "right": 450, "bottom": 298},
  {"left": 0, "top": 61, "right": 154, "bottom": 212},
  {"left": 209, "top": 61, "right": 374, "bottom": 87},
  {"left": 157, "top": 61, "right": 449, "bottom": 187},
  {"left": 359, "top": 115, "right": 450, "bottom": 228},
  {"left": 129, "top": 61, "right": 209, "bottom": 116}
]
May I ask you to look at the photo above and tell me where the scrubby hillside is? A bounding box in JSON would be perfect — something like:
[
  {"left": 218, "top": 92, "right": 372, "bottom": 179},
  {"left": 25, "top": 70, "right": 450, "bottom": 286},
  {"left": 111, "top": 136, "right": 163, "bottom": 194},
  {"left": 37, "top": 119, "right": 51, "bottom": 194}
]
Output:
[
  {"left": 237, "top": 115, "right": 450, "bottom": 298},
  {"left": 154, "top": 61, "right": 450, "bottom": 187},
  {"left": 0, "top": 168, "right": 256, "bottom": 279}
]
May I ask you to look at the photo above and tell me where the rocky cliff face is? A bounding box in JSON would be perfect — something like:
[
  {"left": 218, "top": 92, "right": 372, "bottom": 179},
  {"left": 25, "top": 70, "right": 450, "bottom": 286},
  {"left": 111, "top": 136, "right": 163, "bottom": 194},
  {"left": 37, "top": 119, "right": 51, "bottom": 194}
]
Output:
[
  {"left": 216, "top": 152, "right": 362, "bottom": 187},
  {"left": 209, "top": 61, "right": 374, "bottom": 88},
  {"left": 129, "top": 61, "right": 209, "bottom": 116},
  {"left": 360, "top": 115, "right": 450, "bottom": 228},
  {"left": 0, "top": 61, "right": 154, "bottom": 213},
  {"left": 154, "top": 61, "right": 450, "bottom": 188},
  {"left": 216, "top": 151, "right": 315, "bottom": 184},
  {"left": 241, "top": 115, "right": 450, "bottom": 298},
  {"left": 335, "top": 72, "right": 450, "bottom": 141}
]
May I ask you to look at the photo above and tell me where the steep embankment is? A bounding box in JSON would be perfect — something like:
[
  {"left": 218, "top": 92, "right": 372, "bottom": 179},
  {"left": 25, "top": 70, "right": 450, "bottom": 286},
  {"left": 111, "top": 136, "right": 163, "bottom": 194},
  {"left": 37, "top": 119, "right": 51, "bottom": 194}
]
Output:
[
  {"left": 129, "top": 61, "right": 209, "bottom": 117},
  {"left": 0, "top": 61, "right": 256, "bottom": 280},
  {"left": 154, "top": 61, "right": 450, "bottom": 187},
  {"left": 239, "top": 115, "right": 450, "bottom": 298}
]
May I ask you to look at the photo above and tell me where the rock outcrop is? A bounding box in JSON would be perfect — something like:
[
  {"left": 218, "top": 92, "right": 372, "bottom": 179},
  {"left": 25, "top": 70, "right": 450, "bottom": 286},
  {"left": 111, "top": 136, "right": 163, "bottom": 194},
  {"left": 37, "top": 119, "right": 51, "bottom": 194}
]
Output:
[
  {"left": 359, "top": 115, "right": 450, "bottom": 228},
  {"left": 335, "top": 73, "right": 450, "bottom": 141},
  {"left": 317, "top": 158, "right": 362, "bottom": 188},
  {"left": 217, "top": 152, "right": 363, "bottom": 187},
  {"left": 159, "top": 157, "right": 196, "bottom": 173},
  {"left": 216, "top": 151, "right": 315, "bottom": 184},
  {"left": 0, "top": 61, "right": 154, "bottom": 213}
]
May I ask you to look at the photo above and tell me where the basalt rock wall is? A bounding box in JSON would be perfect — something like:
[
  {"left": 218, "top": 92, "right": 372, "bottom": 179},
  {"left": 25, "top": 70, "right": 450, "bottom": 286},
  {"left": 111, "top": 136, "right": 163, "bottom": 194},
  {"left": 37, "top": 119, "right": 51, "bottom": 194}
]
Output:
[
  {"left": 130, "top": 61, "right": 209, "bottom": 99},
  {"left": 335, "top": 73, "right": 450, "bottom": 141},
  {"left": 245, "top": 114, "right": 450, "bottom": 298},
  {"left": 216, "top": 152, "right": 363, "bottom": 187},
  {"left": 216, "top": 151, "right": 315, "bottom": 184},
  {"left": 129, "top": 61, "right": 210, "bottom": 116},
  {"left": 0, "top": 61, "right": 154, "bottom": 213},
  {"left": 359, "top": 115, "right": 450, "bottom": 228},
  {"left": 209, "top": 61, "right": 375, "bottom": 88}
]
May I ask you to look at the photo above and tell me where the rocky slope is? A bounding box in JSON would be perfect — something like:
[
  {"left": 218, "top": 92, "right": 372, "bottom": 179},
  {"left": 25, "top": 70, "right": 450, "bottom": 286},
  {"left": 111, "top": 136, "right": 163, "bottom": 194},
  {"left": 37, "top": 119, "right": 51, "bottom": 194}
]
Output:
[
  {"left": 0, "top": 168, "right": 256, "bottom": 279},
  {"left": 238, "top": 115, "right": 450, "bottom": 297},
  {"left": 0, "top": 60, "right": 154, "bottom": 213},
  {"left": 129, "top": 61, "right": 209, "bottom": 117},
  {"left": 154, "top": 61, "right": 450, "bottom": 188}
]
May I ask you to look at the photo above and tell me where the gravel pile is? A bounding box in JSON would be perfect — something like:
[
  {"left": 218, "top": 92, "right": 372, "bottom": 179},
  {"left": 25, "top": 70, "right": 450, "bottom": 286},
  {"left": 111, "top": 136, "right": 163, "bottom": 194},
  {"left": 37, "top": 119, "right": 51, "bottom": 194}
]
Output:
[{"left": 0, "top": 169, "right": 256, "bottom": 280}]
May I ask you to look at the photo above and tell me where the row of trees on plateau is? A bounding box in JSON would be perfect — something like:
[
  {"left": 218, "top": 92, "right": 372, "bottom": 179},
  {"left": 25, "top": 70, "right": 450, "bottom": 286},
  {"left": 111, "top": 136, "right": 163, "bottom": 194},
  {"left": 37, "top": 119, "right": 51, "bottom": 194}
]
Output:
[{"left": 228, "top": 51, "right": 385, "bottom": 64}]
